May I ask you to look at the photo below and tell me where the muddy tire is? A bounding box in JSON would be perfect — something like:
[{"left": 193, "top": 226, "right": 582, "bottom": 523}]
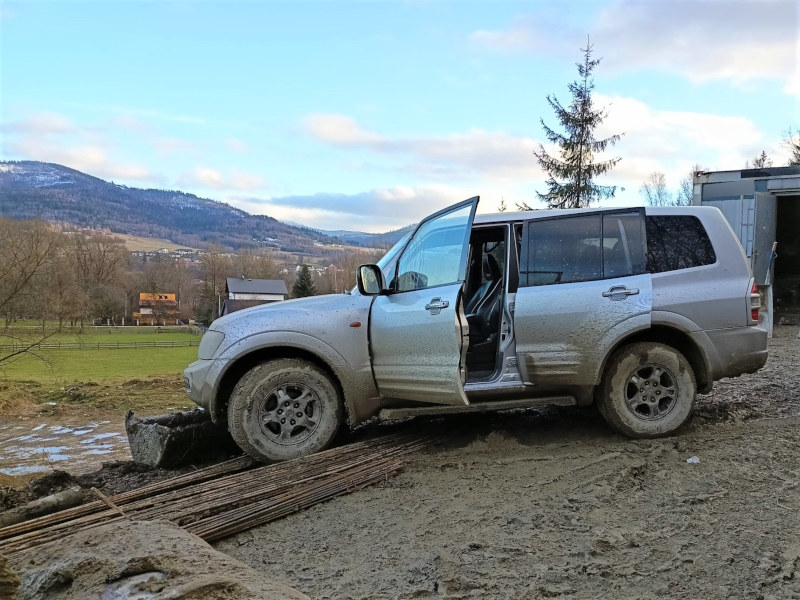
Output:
[
  {"left": 598, "top": 342, "right": 696, "bottom": 438},
  {"left": 227, "top": 359, "right": 343, "bottom": 462}
]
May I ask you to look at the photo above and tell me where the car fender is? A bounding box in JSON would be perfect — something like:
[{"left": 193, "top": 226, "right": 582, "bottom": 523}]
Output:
[{"left": 208, "top": 330, "right": 380, "bottom": 427}]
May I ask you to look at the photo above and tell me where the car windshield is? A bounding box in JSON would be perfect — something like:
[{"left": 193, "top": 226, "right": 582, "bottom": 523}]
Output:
[
  {"left": 377, "top": 232, "right": 411, "bottom": 274},
  {"left": 350, "top": 232, "right": 411, "bottom": 294}
]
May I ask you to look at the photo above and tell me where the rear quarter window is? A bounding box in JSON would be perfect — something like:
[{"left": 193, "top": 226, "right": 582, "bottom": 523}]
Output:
[{"left": 646, "top": 215, "right": 716, "bottom": 273}]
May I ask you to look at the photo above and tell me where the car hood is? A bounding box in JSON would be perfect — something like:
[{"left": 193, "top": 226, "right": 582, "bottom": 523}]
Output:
[{"left": 208, "top": 293, "right": 371, "bottom": 344}]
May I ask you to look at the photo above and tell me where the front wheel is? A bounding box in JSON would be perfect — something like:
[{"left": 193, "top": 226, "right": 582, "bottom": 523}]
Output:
[
  {"left": 227, "top": 358, "right": 343, "bottom": 462},
  {"left": 598, "top": 342, "right": 696, "bottom": 438}
]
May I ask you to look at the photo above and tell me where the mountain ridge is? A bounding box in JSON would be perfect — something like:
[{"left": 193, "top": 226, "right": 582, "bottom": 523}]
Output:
[
  {"left": 0, "top": 161, "right": 338, "bottom": 251},
  {"left": 0, "top": 161, "right": 410, "bottom": 251}
]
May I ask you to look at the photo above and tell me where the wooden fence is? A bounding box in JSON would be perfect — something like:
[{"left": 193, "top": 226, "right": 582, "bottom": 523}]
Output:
[{"left": 0, "top": 340, "right": 200, "bottom": 352}]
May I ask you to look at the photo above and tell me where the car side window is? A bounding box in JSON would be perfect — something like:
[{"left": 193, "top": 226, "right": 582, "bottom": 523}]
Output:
[
  {"left": 523, "top": 211, "right": 646, "bottom": 286},
  {"left": 646, "top": 216, "right": 716, "bottom": 273},
  {"left": 603, "top": 211, "right": 647, "bottom": 278},
  {"left": 526, "top": 215, "right": 602, "bottom": 286},
  {"left": 395, "top": 204, "right": 472, "bottom": 292}
]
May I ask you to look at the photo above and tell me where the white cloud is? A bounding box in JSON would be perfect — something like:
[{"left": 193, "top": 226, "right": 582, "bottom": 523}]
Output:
[
  {"left": 178, "top": 166, "right": 265, "bottom": 192},
  {"left": 303, "top": 113, "right": 541, "bottom": 181},
  {"left": 469, "top": 14, "right": 568, "bottom": 53},
  {"left": 7, "top": 132, "right": 158, "bottom": 182},
  {"left": 153, "top": 137, "right": 199, "bottom": 155},
  {"left": 591, "top": 94, "right": 785, "bottom": 193},
  {"left": 596, "top": 0, "right": 798, "bottom": 85},
  {"left": 226, "top": 138, "right": 250, "bottom": 153},
  {"left": 470, "top": 0, "right": 798, "bottom": 87},
  {"left": 3, "top": 111, "right": 75, "bottom": 135},
  {"left": 235, "top": 179, "right": 556, "bottom": 232},
  {"left": 303, "top": 114, "right": 384, "bottom": 146}
]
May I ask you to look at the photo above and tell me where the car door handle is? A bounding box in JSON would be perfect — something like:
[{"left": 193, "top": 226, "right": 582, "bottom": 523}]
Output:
[
  {"left": 602, "top": 286, "right": 639, "bottom": 300},
  {"left": 425, "top": 298, "right": 449, "bottom": 315}
]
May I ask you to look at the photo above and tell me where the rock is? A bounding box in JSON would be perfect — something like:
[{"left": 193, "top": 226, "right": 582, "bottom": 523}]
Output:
[
  {"left": 125, "top": 409, "right": 239, "bottom": 468},
  {"left": 9, "top": 519, "right": 309, "bottom": 600}
]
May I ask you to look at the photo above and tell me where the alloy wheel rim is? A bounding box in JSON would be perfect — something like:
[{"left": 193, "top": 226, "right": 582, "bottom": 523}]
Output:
[
  {"left": 624, "top": 363, "right": 678, "bottom": 421},
  {"left": 255, "top": 382, "right": 320, "bottom": 445}
]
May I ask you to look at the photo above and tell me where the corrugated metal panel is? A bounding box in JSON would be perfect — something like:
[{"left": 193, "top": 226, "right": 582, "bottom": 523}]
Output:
[{"left": 701, "top": 195, "right": 755, "bottom": 257}]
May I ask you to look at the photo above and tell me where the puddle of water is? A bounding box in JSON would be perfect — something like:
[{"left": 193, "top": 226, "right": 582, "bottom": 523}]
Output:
[{"left": 0, "top": 416, "right": 131, "bottom": 487}]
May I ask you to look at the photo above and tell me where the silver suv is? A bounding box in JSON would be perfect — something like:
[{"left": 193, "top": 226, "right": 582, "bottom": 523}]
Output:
[{"left": 184, "top": 197, "right": 768, "bottom": 462}]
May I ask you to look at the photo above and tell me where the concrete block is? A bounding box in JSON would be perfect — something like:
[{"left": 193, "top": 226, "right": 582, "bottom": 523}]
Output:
[{"left": 125, "top": 409, "right": 239, "bottom": 468}]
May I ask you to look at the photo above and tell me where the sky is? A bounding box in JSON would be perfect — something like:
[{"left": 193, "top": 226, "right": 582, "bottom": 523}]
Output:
[{"left": 1, "top": 0, "right": 798, "bottom": 233}]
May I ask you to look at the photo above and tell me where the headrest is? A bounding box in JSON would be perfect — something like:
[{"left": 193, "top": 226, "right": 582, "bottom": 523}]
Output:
[{"left": 483, "top": 253, "right": 501, "bottom": 281}]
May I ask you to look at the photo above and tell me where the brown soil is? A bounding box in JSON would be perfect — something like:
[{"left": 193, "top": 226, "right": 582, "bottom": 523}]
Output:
[
  {"left": 216, "top": 327, "right": 800, "bottom": 600},
  {"left": 0, "top": 376, "right": 193, "bottom": 418},
  {"left": 0, "top": 460, "right": 225, "bottom": 512},
  {"left": 9, "top": 519, "right": 308, "bottom": 600}
]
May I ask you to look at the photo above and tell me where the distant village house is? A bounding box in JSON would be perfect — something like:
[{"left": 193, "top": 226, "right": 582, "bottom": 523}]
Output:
[
  {"left": 134, "top": 292, "right": 179, "bottom": 325},
  {"left": 223, "top": 278, "right": 288, "bottom": 315}
]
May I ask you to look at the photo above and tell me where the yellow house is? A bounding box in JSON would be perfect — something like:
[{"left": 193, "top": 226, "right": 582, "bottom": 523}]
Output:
[{"left": 134, "top": 292, "right": 178, "bottom": 325}]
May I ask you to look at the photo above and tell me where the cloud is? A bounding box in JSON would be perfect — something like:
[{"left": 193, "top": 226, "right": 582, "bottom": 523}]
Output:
[
  {"left": 153, "top": 137, "right": 199, "bottom": 155},
  {"left": 469, "top": 13, "right": 571, "bottom": 53},
  {"left": 590, "top": 94, "right": 784, "bottom": 192},
  {"left": 3, "top": 111, "right": 75, "bottom": 135},
  {"left": 303, "top": 113, "right": 541, "bottom": 181},
  {"left": 6, "top": 129, "right": 159, "bottom": 182},
  {"left": 111, "top": 114, "right": 155, "bottom": 134},
  {"left": 178, "top": 166, "right": 265, "bottom": 191},
  {"left": 470, "top": 0, "right": 798, "bottom": 87},
  {"left": 226, "top": 138, "right": 250, "bottom": 153},
  {"left": 236, "top": 184, "right": 473, "bottom": 232},
  {"left": 303, "top": 114, "right": 384, "bottom": 146},
  {"left": 596, "top": 0, "right": 798, "bottom": 85},
  {"left": 2, "top": 110, "right": 167, "bottom": 182}
]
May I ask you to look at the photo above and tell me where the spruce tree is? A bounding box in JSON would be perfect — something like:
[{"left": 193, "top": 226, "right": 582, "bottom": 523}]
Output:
[
  {"left": 292, "top": 264, "right": 316, "bottom": 298},
  {"left": 532, "top": 38, "right": 622, "bottom": 209}
]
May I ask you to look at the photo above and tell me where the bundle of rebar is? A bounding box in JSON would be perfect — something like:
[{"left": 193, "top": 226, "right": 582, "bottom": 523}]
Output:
[{"left": 0, "top": 432, "right": 430, "bottom": 557}]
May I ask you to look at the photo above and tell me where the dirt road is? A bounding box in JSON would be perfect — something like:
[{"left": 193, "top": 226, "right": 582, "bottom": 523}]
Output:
[{"left": 218, "top": 327, "right": 800, "bottom": 600}]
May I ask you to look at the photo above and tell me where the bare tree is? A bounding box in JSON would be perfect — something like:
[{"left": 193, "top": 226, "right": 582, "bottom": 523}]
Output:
[
  {"left": 231, "top": 248, "right": 280, "bottom": 280},
  {"left": 0, "top": 219, "right": 61, "bottom": 366},
  {"left": 69, "top": 233, "right": 129, "bottom": 325},
  {"left": 676, "top": 163, "right": 706, "bottom": 207},
  {"left": 784, "top": 128, "right": 800, "bottom": 165},
  {"left": 639, "top": 172, "right": 671, "bottom": 206},
  {"left": 199, "top": 244, "right": 231, "bottom": 321}
]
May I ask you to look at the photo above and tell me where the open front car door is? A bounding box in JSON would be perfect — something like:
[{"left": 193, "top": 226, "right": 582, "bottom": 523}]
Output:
[{"left": 369, "top": 197, "right": 479, "bottom": 405}]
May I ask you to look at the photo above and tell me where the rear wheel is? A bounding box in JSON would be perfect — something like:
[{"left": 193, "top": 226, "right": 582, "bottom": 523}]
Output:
[
  {"left": 598, "top": 342, "right": 696, "bottom": 438},
  {"left": 227, "top": 358, "right": 343, "bottom": 462}
]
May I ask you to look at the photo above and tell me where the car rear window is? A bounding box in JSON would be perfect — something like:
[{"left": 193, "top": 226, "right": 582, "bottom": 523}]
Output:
[{"left": 646, "top": 215, "right": 716, "bottom": 273}]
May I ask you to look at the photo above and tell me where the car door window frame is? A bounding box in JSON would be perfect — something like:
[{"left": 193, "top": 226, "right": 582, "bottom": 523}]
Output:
[
  {"left": 388, "top": 197, "right": 479, "bottom": 294},
  {"left": 519, "top": 208, "right": 647, "bottom": 287}
]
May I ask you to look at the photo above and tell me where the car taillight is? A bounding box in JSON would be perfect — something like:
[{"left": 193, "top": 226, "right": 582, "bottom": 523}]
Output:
[{"left": 750, "top": 282, "right": 760, "bottom": 322}]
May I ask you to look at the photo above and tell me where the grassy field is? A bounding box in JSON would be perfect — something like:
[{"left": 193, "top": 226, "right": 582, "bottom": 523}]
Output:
[
  {"left": 112, "top": 233, "right": 202, "bottom": 252},
  {"left": 0, "top": 327, "right": 200, "bottom": 416},
  {"left": 0, "top": 346, "right": 198, "bottom": 382}
]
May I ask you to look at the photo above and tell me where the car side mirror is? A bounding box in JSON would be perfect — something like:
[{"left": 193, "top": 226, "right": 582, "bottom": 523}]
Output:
[{"left": 356, "top": 264, "right": 386, "bottom": 295}]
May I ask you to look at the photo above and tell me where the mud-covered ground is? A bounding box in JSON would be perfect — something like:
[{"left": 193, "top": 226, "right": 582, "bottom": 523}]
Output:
[{"left": 218, "top": 327, "right": 800, "bottom": 600}]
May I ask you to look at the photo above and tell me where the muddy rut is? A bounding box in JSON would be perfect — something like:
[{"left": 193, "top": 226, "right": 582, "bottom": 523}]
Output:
[{"left": 218, "top": 327, "right": 800, "bottom": 600}]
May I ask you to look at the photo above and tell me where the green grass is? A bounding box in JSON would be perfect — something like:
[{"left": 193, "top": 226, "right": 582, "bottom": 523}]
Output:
[
  {"left": 0, "top": 346, "right": 198, "bottom": 383},
  {"left": 1, "top": 327, "right": 198, "bottom": 343},
  {"left": 0, "top": 325, "right": 202, "bottom": 415}
]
